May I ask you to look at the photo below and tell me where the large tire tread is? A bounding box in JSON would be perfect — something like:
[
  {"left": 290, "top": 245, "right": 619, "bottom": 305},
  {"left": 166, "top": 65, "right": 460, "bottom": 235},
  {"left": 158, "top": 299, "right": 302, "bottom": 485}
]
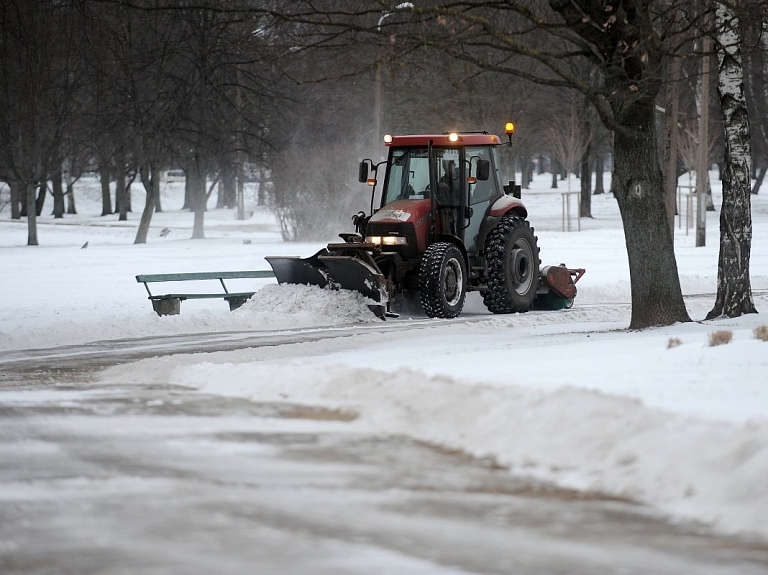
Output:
[
  {"left": 483, "top": 215, "right": 540, "bottom": 314},
  {"left": 419, "top": 242, "right": 467, "bottom": 318}
]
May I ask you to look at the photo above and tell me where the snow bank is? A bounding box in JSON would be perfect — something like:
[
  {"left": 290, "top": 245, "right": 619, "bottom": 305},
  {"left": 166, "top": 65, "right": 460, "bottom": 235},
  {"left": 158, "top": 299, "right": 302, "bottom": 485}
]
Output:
[
  {"left": 0, "top": 280, "right": 378, "bottom": 352},
  {"left": 102, "top": 359, "right": 768, "bottom": 540}
]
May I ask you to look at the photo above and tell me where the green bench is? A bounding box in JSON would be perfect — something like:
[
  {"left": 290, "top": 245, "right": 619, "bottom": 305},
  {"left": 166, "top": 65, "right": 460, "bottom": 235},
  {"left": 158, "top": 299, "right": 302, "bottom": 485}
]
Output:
[{"left": 136, "top": 270, "right": 275, "bottom": 316}]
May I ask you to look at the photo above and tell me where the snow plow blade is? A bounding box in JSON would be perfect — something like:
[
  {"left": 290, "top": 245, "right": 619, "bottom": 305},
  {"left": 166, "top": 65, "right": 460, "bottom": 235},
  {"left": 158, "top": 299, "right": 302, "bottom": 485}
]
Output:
[
  {"left": 318, "top": 254, "right": 389, "bottom": 319},
  {"left": 265, "top": 250, "right": 331, "bottom": 289},
  {"left": 265, "top": 248, "right": 390, "bottom": 319}
]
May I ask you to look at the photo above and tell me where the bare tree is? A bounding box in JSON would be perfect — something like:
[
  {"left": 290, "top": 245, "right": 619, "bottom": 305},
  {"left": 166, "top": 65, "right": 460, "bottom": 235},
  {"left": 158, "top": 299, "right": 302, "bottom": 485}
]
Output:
[
  {"left": 546, "top": 103, "right": 591, "bottom": 197},
  {"left": 0, "top": 1, "right": 82, "bottom": 244},
  {"left": 706, "top": 0, "right": 757, "bottom": 319}
]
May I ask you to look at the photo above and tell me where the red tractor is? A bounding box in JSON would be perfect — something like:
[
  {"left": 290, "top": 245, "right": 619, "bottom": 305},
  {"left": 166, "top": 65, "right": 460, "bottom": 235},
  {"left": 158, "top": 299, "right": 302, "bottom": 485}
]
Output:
[{"left": 267, "top": 127, "right": 583, "bottom": 318}]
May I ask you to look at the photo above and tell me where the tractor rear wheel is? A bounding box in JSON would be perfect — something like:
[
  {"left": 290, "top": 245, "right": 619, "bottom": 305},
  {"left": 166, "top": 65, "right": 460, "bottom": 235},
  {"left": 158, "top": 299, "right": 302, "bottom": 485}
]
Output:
[
  {"left": 483, "top": 215, "right": 540, "bottom": 314},
  {"left": 419, "top": 242, "right": 467, "bottom": 318}
]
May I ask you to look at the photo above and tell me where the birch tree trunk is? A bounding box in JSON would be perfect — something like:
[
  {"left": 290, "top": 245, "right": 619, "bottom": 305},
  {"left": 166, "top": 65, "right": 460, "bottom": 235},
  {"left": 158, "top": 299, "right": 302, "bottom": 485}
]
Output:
[{"left": 706, "top": 1, "right": 757, "bottom": 319}]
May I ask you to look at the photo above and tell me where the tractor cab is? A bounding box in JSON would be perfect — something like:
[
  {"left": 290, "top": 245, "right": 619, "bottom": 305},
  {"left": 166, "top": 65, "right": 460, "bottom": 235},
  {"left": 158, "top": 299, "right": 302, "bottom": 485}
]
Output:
[{"left": 359, "top": 132, "right": 507, "bottom": 257}]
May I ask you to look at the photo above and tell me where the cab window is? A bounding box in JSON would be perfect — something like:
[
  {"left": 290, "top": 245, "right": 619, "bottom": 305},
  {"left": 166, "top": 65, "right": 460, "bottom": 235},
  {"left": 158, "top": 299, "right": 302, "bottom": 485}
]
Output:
[{"left": 383, "top": 148, "right": 430, "bottom": 204}]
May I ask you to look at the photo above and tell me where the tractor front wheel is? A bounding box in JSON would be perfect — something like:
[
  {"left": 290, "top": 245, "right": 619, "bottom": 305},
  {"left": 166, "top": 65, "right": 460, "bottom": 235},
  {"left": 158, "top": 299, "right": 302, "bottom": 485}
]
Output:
[
  {"left": 419, "top": 242, "right": 467, "bottom": 318},
  {"left": 483, "top": 215, "right": 540, "bottom": 314}
]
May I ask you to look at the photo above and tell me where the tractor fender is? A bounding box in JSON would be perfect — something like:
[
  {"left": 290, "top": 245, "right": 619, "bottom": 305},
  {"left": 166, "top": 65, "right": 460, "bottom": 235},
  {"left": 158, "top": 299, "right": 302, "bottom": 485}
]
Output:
[
  {"left": 477, "top": 197, "right": 529, "bottom": 253},
  {"left": 489, "top": 195, "right": 528, "bottom": 219}
]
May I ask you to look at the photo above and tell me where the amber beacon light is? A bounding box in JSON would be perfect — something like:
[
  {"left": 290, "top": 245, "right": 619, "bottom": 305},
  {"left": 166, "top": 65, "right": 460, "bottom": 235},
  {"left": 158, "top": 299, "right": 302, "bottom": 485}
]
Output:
[{"left": 505, "top": 122, "right": 515, "bottom": 145}]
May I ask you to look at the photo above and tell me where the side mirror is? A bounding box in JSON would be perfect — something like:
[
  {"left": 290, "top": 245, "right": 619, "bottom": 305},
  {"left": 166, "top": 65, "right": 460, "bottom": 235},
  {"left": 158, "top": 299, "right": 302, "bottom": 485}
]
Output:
[
  {"left": 477, "top": 159, "right": 490, "bottom": 181},
  {"left": 358, "top": 161, "right": 369, "bottom": 183}
]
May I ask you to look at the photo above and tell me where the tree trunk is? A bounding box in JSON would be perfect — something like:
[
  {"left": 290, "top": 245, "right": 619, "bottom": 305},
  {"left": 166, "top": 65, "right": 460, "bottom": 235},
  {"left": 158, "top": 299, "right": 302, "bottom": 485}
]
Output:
[
  {"left": 35, "top": 177, "right": 47, "bottom": 217},
  {"left": 594, "top": 154, "right": 605, "bottom": 194},
  {"left": 579, "top": 142, "right": 592, "bottom": 218},
  {"left": 522, "top": 157, "right": 532, "bottom": 188},
  {"left": 126, "top": 171, "right": 135, "bottom": 212},
  {"left": 155, "top": 187, "right": 163, "bottom": 213},
  {"left": 10, "top": 179, "right": 21, "bottom": 219},
  {"left": 752, "top": 165, "right": 765, "bottom": 195},
  {"left": 116, "top": 152, "right": 127, "bottom": 221},
  {"left": 99, "top": 163, "right": 112, "bottom": 216},
  {"left": 35, "top": 167, "right": 48, "bottom": 218},
  {"left": 65, "top": 162, "right": 77, "bottom": 214},
  {"left": 257, "top": 163, "right": 267, "bottom": 205},
  {"left": 218, "top": 171, "right": 236, "bottom": 208},
  {"left": 51, "top": 165, "right": 65, "bottom": 218},
  {"left": 238, "top": 163, "right": 246, "bottom": 218},
  {"left": 188, "top": 160, "right": 206, "bottom": 239},
  {"left": 183, "top": 175, "right": 192, "bottom": 210},
  {"left": 753, "top": 17, "right": 768, "bottom": 197},
  {"left": 550, "top": 158, "right": 559, "bottom": 189},
  {"left": 696, "top": 33, "right": 711, "bottom": 248},
  {"left": 611, "top": 104, "right": 691, "bottom": 328},
  {"left": 134, "top": 165, "right": 159, "bottom": 244},
  {"left": 663, "top": 53, "right": 681, "bottom": 236},
  {"left": 706, "top": 1, "right": 757, "bottom": 319},
  {"left": 26, "top": 181, "right": 38, "bottom": 245}
]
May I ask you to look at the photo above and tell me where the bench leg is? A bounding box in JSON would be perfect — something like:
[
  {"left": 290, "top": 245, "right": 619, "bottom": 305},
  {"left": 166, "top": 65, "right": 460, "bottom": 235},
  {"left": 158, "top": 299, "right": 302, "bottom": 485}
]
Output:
[
  {"left": 225, "top": 295, "right": 250, "bottom": 311},
  {"left": 152, "top": 298, "right": 181, "bottom": 316}
]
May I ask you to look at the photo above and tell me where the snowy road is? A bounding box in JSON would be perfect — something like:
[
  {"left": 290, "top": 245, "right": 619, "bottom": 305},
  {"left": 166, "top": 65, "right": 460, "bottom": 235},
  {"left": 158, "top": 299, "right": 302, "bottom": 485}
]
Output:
[
  {"left": 3, "top": 177, "right": 768, "bottom": 572},
  {"left": 0, "top": 323, "right": 420, "bottom": 374},
  {"left": 2, "top": 330, "right": 768, "bottom": 574},
  {"left": 2, "top": 287, "right": 758, "bottom": 377}
]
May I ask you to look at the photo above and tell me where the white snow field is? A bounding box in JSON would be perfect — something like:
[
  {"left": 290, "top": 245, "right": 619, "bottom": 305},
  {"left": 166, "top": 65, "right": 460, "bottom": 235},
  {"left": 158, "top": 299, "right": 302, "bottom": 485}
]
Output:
[{"left": 2, "top": 172, "right": 768, "bottom": 542}]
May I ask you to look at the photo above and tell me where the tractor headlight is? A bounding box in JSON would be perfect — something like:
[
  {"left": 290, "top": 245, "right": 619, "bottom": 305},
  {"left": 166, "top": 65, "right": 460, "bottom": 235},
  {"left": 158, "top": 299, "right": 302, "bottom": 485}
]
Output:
[{"left": 368, "top": 236, "right": 407, "bottom": 245}]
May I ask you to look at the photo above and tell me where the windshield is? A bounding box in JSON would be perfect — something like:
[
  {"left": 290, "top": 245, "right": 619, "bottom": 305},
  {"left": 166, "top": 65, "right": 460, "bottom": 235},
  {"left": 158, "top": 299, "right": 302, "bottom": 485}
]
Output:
[
  {"left": 383, "top": 148, "right": 428, "bottom": 204},
  {"left": 382, "top": 147, "right": 461, "bottom": 206}
]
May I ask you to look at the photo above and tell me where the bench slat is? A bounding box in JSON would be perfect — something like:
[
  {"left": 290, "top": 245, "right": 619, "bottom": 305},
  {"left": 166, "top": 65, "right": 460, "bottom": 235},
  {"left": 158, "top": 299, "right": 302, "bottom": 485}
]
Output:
[{"left": 136, "top": 270, "right": 274, "bottom": 283}]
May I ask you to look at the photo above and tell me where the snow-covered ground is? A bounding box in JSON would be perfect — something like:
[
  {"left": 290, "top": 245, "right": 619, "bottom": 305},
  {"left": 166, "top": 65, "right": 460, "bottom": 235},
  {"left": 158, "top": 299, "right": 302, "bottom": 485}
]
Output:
[{"left": 2, "top": 172, "right": 768, "bottom": 542}]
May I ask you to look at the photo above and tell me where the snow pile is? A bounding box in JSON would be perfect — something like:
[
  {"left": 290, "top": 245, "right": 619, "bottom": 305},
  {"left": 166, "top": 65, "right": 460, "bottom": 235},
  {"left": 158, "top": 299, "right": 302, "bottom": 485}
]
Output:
[
  {"left": 101, "top": 358, "right": 768, "bottom": 540},
  {"left": 238, "top": 283, "right": 380, "bottom": 326},
  {"left": 0, "top": 283, "right": 378, "bottom": 352}
]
